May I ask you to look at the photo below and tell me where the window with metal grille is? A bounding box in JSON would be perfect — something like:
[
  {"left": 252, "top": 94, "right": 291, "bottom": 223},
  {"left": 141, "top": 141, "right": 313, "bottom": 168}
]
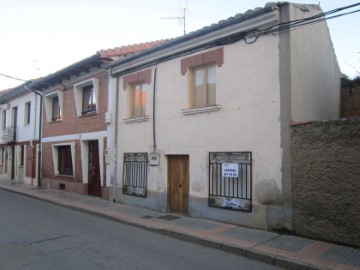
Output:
[
  {"left": 58, "top": 145, "right": 73, "bottom": 176},
  {"left": 122, "top": 153, "right": 148, "bottom": 197},
  {"left": 209, "top": 152, "right": 252, "bottom": 212}
]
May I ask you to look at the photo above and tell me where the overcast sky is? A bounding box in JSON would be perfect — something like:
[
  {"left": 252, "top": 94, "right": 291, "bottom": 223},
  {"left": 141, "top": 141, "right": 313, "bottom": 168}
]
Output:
[{"left": 0, "top": 0, "right": 359, "bottom": 90}]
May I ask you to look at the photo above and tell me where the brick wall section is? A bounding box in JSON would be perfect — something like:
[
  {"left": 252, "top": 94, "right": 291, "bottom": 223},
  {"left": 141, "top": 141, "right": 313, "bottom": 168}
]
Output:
[
  {"left": 341, "top": 77, "right": 360, "bottom": 117},
  {"left": 42, "top": 69, "right": 108, "bottom": 138},
  {"left": 292, "top": 119, "right": 360, "bottom": 247}
]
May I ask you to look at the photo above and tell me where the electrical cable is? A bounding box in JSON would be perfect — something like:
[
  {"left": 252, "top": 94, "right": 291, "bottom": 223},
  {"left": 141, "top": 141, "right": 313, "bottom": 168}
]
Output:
[
  {"left": 0, "top": 73, "right": 28, "bottom": 82},
  {"left": 3, "top": 2, "right": 360, "bottom": 82}
]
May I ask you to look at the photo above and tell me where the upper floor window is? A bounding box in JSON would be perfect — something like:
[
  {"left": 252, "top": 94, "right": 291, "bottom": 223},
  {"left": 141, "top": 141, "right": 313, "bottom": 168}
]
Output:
[
  {"left": 44, "top": 91, "right": 63, "bottom": 123},
  {"left": 122, "top": 69, "right": 151, "bottom": 122},
  {"left": 130, "top": 82, "right": 147, "bottom": 118},
  {"left": 192, "top": 65, "right": 216, "bottom": 108},
  {"left": 24, "top": 102, "right": 31, "bottom": 125},
  {"left": 1, "top": 110, "right": 6, "bottom": 129},
  {"left": 82, "top": 85, "right": 96, "bottom": 114},
  {"left": 181, "top": 48, "right": 223, "bottom": 114},
  {"left": 12, "top": 107, "right": 17, "bottom": 126},
  {"left": 74, "top": 78, "right": 99, "bottom": 117},
  {"left": 52, "top": 96, "right": 61, "bottom": 121}
]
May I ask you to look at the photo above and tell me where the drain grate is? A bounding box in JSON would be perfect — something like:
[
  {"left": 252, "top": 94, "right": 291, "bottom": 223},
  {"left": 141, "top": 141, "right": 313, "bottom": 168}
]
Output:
[
  {"left": 141, "top": 215, "right": 154, "bottom": 219},
  {"left": 157, "top": 215, "right": 181, "bottom": 221}
]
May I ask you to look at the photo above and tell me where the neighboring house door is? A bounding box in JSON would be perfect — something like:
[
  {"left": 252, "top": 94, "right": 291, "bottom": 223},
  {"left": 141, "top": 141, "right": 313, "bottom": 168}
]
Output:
[
  {"left": 88, "top": 141, "right": 101, "bottom": 197},
  {"left": 10, "top": 146, "right": 15, "bottom": 180},
  {"left": 167, "top": 155, "right": 189, "bottom": 214},
  {"left": 10, "top": 107, "right": 18, "bottom": 180}
]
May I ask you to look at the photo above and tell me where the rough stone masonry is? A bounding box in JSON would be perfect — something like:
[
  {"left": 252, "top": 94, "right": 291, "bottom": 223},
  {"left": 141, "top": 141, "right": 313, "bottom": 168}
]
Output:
[{"left": 292, "top": 119, "right": 360, "bottom": 248}]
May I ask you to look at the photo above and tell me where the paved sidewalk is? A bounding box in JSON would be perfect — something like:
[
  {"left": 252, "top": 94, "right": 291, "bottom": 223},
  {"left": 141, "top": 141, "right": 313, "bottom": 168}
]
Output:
[{"left": 0, "top": 179, "right": 359, "bottom": 270}]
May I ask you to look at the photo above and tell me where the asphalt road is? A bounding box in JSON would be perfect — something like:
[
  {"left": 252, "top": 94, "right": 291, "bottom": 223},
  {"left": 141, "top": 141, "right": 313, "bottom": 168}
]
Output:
[{"left": 0, "top": 189, "right": 283, "bottom": 270}]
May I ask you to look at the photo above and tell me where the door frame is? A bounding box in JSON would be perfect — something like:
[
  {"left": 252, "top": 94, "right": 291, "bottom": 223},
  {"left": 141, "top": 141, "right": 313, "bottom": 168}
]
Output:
[
  {"left": 88, "top": 140, "right": 101, "bottom": 197},
  {"left": 10, "top": 146, "right": 15, "bottom": 180},
  {"left": 167, "top": 155, "right": 189, "bottom": 214}
]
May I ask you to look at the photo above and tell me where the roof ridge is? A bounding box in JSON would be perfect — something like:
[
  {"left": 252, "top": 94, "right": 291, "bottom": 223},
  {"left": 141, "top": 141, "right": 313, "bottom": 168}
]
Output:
[{"left": 98, "top": 39, "right": 171, "bottom": 58}]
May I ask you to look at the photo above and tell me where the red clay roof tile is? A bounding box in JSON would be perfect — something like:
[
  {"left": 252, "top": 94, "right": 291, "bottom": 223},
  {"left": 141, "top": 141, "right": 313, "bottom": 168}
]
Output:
[{"left": 98, "top": 39, "right": 169, "bottom": 58}]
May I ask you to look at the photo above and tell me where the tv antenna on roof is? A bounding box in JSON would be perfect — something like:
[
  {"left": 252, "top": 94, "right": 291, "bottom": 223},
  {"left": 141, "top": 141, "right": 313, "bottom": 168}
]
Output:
[{"left": 161, "top": 6, "right": 189, "bottom": 35}]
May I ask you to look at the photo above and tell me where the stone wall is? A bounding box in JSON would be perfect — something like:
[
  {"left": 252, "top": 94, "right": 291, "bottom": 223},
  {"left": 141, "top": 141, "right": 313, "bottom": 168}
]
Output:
[
  {"left": 341, "top": 77, "right": 360, "bottom": 117},
  {"left": 292, "top": 119, "right": 360, "bottom": 247}
]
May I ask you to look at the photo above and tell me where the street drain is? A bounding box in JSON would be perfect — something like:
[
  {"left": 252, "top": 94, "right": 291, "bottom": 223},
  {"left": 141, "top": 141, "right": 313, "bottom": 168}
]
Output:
[
  {"left": 157, "top": 215, "right": 181, "bottom": 221},
  {"left": 141, "top": 215, "right": 154, "bottom": 219}
]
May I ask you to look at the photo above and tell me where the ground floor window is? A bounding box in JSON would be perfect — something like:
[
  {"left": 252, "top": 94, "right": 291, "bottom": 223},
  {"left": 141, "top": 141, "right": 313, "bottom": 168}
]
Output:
[
  {"left": 58, "top": 145, "right": 73, "bottom": 175},
  {"left": 209, "top": 152, "right": 252, "bottom": 211},
  {"left": 52, "top": 144, "right": 74, "bottom": 177},
  {"left": 122, "top": 153, "right": 148, "bottom": 197},
  {"left": 0, "top": 147, "right": 4, "bottom": 165}
]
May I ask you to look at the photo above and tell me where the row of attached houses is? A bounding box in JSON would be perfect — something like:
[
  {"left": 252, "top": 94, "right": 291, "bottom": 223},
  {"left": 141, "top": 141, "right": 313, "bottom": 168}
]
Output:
[{"left": 0, "top": 2, "right": 341, "bottom": 230}]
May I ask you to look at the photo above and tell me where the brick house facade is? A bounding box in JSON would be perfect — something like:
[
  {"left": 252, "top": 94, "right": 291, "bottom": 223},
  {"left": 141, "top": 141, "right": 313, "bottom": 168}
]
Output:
[{"left": 30, "top": 41, "right": 166, "bottom": 199}]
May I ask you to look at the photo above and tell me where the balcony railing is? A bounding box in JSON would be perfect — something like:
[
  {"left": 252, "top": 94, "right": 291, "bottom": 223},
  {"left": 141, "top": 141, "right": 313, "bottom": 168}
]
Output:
[{"left": 1, "top": 126, "right": 17, "bottom": 143}]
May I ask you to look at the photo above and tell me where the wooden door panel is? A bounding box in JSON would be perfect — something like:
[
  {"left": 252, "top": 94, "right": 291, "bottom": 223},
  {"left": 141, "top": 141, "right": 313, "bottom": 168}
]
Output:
[
  {"left": 168, "top": 155, "right": 189, "bottom": 214},
  {"left": 88, "top": 141, "right": 101, "bottom": 197}
]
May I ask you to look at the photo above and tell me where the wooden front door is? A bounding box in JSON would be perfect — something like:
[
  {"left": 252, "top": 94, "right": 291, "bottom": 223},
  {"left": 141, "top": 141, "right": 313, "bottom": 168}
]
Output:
[
  {"left": 168, "top": 155, "right": 189, "bottom": 214},
  {"left": 88, "top": 141, "right": 101, "bottom": 197}
]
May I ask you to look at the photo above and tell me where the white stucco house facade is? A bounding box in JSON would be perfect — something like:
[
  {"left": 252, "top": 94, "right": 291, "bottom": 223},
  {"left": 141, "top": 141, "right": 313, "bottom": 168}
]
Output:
[
  {"left": 107, "top": 2, "right": 340, "bottom": 230},
  {"left": 0, "top": 83, "right": 41, "bottom": 186}
]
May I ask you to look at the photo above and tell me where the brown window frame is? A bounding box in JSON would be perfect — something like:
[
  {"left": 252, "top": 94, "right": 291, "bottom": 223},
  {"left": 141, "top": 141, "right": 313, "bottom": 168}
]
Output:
[
  {"left": 58, "top": 145, "right": 73, "bottom": 176},
  {"left": 123, "top": 69, "right": 152, "bottom": 119},
  {"left": 82, "top": 85, "right": 97, "bottom": 115},
  {"left": 52, "top": 96, "right": 61, "bottom": 121},
  {"left": 190, "top": 64, "right": 217, "bottom": 108},
  {"left": 181, "top": 48, "right": 223, "bottom": 109},
  {"left": 129, "top": 82, "right": 147, "bottom": 118}
]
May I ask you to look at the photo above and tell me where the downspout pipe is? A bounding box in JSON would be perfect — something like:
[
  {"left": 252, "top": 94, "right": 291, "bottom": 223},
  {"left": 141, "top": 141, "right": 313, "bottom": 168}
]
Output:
[
  {"left": 152, "top": 67, "right": 157, "bottom": 151},
  {"left": 25, "top": 83, "right": 43, "bottom": 188}
]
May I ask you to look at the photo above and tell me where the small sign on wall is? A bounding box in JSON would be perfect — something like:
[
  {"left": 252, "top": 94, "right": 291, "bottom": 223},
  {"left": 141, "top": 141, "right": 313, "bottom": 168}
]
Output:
[{"left": 222, "top": 163, "right": 238, "bottom": 177}]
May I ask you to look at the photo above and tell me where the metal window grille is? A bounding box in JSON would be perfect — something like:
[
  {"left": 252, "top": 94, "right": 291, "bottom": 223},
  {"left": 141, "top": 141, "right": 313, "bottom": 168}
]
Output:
[
  {"left": 1, "top": 126, "right": 17, "bottom": 142},
  {"left": 122, "top": 153, "right": 148, "bottom": 197},
  {"left": 209, "top": 152, "right": 252, "bottom": 212}
]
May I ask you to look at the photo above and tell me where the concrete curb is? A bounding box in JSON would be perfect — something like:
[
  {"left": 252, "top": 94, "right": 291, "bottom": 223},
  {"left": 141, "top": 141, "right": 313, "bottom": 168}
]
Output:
[{"left": 0, "top": 185, "right": 331, "bottom": 270}]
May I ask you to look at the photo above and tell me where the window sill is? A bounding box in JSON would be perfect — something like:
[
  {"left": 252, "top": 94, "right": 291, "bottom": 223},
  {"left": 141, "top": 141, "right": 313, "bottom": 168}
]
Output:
[
  {"left": 50, "top": 118, "right": 62, "bottom": 123},
  {"left": 182, "top": 105, "right": 221, "bottom": 115},
  {"left": 80, "top": 111, "right": 97, "bottom": 117},
  {"left": 123, "top": 115, "right": 149, "bottom": 124},
  {"left": 55, "top": 174, "right": 74, "bottom": 178}
]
